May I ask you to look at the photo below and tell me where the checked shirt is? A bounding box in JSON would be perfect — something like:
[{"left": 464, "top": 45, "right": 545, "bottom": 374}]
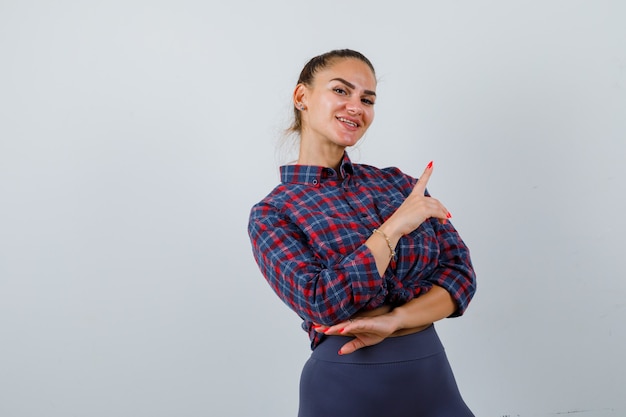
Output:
[{"left": 248, "top": 153, "right": 476, "bottom": 349}]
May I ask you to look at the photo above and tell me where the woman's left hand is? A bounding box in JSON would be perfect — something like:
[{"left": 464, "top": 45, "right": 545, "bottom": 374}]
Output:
[{"left": 314, "top": 314, "right": 400, "bottom": 355}]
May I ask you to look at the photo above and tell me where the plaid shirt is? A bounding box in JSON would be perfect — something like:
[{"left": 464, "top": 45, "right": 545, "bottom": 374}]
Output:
[{"left": 248, "top": 153, "right": 476, "bottom": 349}]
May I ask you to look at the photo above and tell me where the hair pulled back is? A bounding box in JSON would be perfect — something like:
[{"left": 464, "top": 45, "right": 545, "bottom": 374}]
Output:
[{"left": 287, "top": 49, "right": 376, "bottom": 135}]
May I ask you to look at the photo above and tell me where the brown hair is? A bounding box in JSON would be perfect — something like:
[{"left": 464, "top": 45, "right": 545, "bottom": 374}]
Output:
[{"left": 286, "top": 49, "right": 376, "bottom": 135}]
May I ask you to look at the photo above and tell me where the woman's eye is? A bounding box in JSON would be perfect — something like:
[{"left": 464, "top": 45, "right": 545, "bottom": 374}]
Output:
[
  {"left": 333, "top": 88, "right": 347, "bottom": 95},
  {"left": 362, "top": 98, "right": 375, "bottom": 105}
]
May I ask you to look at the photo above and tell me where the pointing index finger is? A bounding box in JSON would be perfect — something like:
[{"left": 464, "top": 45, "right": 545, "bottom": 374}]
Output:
[{"left": 412, "top": 160, "right": 434, "bottom": 195}]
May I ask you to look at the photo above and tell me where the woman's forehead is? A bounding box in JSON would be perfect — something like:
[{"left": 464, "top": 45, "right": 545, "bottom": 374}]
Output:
[{"left": 315, "top": 58, "right": 377, "bottom": 89}]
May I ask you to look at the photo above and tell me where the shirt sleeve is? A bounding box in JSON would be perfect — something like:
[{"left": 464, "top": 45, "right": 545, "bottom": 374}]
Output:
[
  {"left": 421, "top": 218, "right": 477, "bottom": 317},
  {"left": 389, "top": 169, "right": 476, "bottom": 316},
  {"left": 248, "top": 202, "right": 388, "bottom": 326}
]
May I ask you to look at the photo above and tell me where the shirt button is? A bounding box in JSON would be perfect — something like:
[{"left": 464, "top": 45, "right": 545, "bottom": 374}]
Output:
[{"left": 312, "top": 179, "right": 318, "bottom": 185}]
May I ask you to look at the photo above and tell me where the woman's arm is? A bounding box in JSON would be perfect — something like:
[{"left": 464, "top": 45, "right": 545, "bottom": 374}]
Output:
[
  {"left": 421, "top": 218, "right": 476, "bottom": 317},
  {"left": 325, "top": 220, "right": 476, "bottom": 354},
  {"left": 389, "top": 284, "right": 456, "bottom": 329},
  {"left": 317, "top": 285, "right": 455, "bottom": 354},
  {"left": 249, "top": 204, "right": 391, "bottom": 326},
  {"left": 317, "top": 163, "right": 476, "bottom": 354}
]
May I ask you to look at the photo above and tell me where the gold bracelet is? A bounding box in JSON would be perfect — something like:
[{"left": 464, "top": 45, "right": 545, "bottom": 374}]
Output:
[{"left": 373, "top": 228, "right": 396, "bottom": 260}]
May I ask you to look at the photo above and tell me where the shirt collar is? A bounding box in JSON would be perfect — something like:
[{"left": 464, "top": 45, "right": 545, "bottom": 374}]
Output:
[{"left": 280, "top": 153, "right": 354, "bottom": 187}]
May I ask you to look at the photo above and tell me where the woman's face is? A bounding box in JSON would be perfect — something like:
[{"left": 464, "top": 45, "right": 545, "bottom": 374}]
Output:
[{"left": 298, "top": 58, "right": 377, "bottom": 150}]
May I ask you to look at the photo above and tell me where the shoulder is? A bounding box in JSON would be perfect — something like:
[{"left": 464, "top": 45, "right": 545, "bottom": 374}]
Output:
[
  {"left": 250, "top": 184, "right": 287, "bottom": 216},
  {"left": 249, "top": 181, "right": 306, "bottom": 223}
]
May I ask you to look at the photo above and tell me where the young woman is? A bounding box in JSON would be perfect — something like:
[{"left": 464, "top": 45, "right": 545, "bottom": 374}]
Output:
[{"left": 248, "top": 49, "right": 476, "bottom": 417}]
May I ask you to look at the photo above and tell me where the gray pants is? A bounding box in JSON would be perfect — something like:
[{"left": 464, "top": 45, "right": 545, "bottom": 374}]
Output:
[{"left": 298, "top": 325, "right": 474, "bottom": 417}]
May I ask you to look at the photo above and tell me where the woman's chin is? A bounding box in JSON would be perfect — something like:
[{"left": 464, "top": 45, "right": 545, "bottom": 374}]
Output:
[{"left": 337, "top": 134, "right": 364, "bottom": 148}]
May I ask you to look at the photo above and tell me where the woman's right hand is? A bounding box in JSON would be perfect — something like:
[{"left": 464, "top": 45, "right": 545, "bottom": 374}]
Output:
[{"left": 382, "top": 161, "right": 451, "bottom": 238}]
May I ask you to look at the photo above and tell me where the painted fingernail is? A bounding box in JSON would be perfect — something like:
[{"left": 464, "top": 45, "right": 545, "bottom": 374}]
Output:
[
  {"left": 427, "top": 160, "right": 433, "bottom": 169},
  {"left": 446, "top": 212, "right": 452, "bottom": 218},
  {"left": 337, "top": 349, "right": 343, "bottom": 355}
]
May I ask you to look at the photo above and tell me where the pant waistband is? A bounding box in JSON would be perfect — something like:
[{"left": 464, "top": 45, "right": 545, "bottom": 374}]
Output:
[{"left": 310, "top": 324, "right": 444, "bottom": 364}]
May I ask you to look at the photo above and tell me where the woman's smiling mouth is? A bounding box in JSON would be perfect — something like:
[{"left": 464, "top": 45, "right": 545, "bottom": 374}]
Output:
[{"left": 337, "top": 116, "right": 359, "bottom": 128}]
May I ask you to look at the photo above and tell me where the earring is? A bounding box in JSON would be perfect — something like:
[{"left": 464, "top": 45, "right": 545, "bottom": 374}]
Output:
[{"left": 297, "top": 103, "right": 306, "bottom": 111}]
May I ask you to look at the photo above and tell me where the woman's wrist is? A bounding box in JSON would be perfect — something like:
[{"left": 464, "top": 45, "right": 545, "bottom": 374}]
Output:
[
  {"left": 377, "top": 220, "right": 402, "bottom": 245},
  {"left": 386, "top": 308, "right": 406, "bottom": 333},
  {"left": 372, "top": 228, "right": 396, "bottom": 260}
]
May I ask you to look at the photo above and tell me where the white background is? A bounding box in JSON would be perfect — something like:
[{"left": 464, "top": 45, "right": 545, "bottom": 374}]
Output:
[{"left": 1, "top": 1, "right": 625, "bottom": 416}]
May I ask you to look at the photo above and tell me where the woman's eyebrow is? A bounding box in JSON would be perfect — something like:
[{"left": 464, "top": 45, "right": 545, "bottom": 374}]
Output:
[{"left": 330, "top": 77, "right": 377, "bottom": 96}]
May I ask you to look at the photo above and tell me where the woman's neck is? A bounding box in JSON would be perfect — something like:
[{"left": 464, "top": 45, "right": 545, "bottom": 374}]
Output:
[{"left": 297, "top": 138, "right": 345, "bottom": 170}]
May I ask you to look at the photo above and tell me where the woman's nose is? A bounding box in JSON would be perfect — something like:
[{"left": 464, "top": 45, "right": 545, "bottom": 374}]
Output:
[{"left": 346, "top": 100, "right": 363, "bottom": 115}]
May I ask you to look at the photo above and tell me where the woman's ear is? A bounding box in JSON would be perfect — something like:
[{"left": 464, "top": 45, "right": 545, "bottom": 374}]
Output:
[{"left": 293, "top": 83, "right": 307, "bottom": 110}]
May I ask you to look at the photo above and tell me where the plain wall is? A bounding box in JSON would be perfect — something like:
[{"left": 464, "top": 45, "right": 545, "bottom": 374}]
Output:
[{"left": 1, "top": 1, "right": 625, "bottom": 416}]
